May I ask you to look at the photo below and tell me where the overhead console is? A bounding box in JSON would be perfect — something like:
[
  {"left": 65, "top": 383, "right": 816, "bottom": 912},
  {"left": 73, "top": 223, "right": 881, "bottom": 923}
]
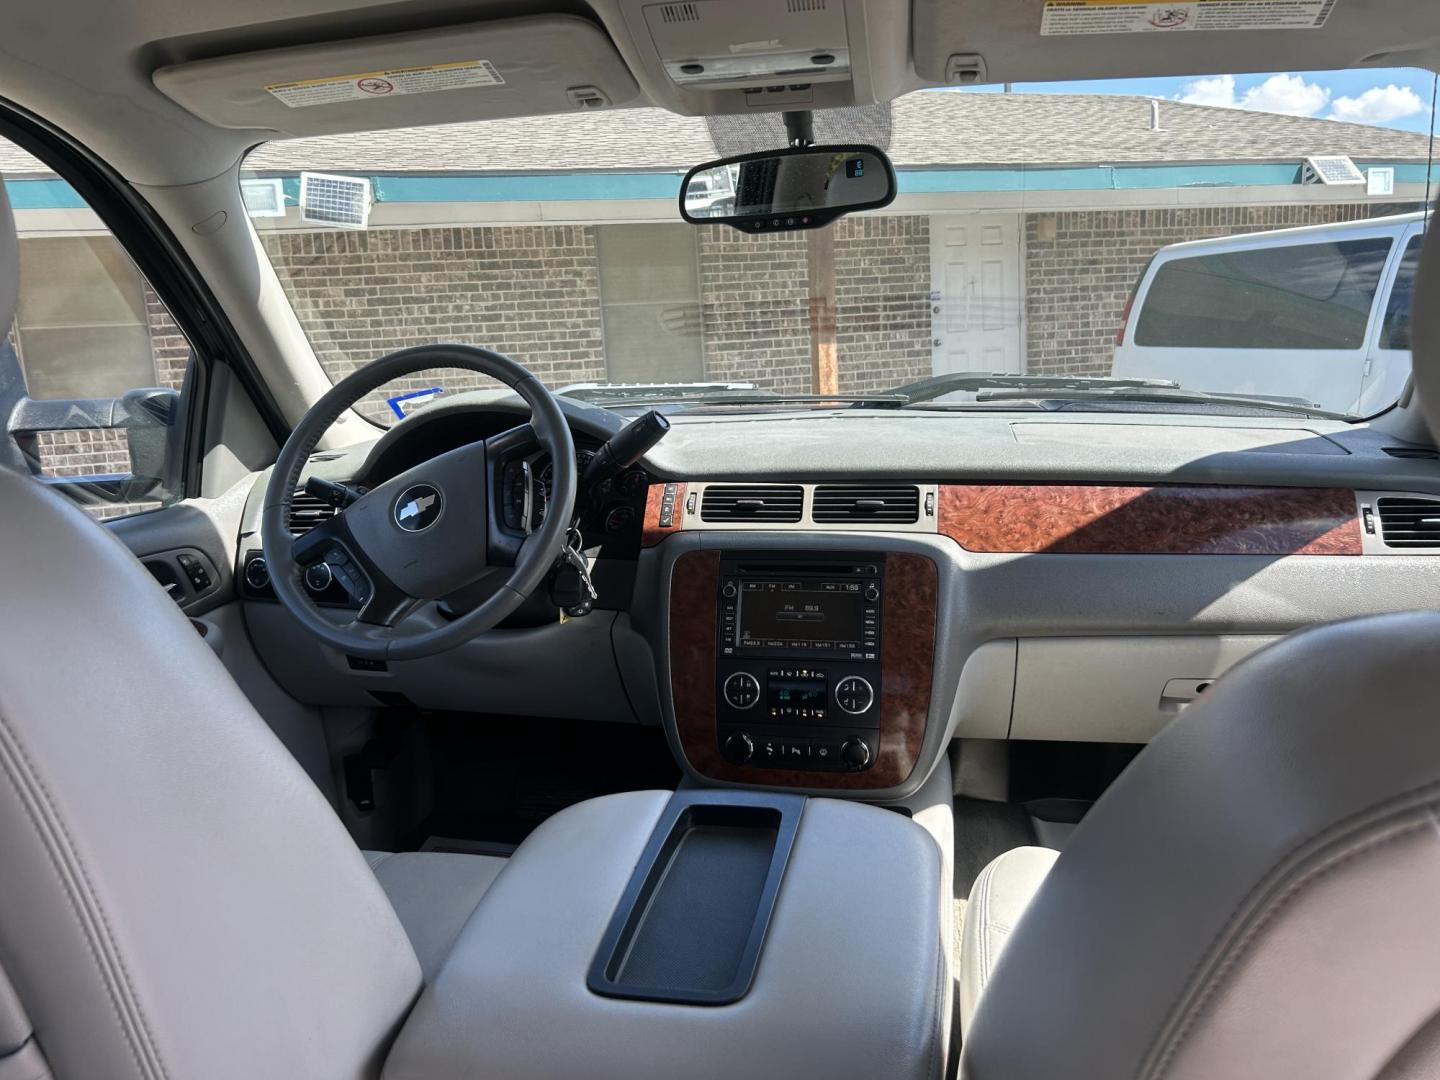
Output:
[
  {"left": 667, "top": 547, "right": 938, "bottom": 792},
  {"left": 600, "top": 0, "right": 914, "bottom": 115}
]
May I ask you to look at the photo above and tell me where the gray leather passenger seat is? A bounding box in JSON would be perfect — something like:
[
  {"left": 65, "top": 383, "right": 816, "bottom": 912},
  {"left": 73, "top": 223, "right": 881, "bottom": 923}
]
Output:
[{"left": 958, "top": 845, "right": 1057, "bottom": 1036}]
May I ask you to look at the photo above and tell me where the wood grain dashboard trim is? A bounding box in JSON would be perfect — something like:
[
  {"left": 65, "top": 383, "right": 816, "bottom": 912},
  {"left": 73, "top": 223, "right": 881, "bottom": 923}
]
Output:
[
  {"left": 641, "top": 483, "right": 686, "bottom": 547},
  {"left": 938, "top": 484, "right": 1361, "bottom": 555},
  {"left": 668, "top": 550, "right": 938, "bottom": 790}
]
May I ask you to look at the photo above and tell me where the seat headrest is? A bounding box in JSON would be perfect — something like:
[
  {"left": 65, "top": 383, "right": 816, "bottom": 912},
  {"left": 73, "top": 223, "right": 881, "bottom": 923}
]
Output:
[
  {"left": 0, "top": 172, "right": 15, "bottom": 339},
  {"left": 1411, "top": 204, "right": 1440, "bottom": 439}
]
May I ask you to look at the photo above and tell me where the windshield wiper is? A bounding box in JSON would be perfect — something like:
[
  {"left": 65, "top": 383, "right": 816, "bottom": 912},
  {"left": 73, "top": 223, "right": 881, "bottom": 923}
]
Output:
[
  {"left": 884, "top": 370, "right": 1351, "bottom": 419},
  {"left": 563, "top": 388, "right": 907, "bottom": 408},
  {"left": 970, "top": 386, "right": 1354, "bottom": 420},
  {"left": 885, "top": 370, "right": 1183, "bottom": 404}
]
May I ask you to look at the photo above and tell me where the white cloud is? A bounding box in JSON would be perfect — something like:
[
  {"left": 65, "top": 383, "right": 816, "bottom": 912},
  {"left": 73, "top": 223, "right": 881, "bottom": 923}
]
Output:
[
  {"left": 1330, "top": 84, "right": 1427, "bottom": 124},
  {"left": 1176, "top": 72, "right": 1330, "bottom": 117},
  {"left": 1176, "top": 74, "right": 1237, "bottom": 109},
  {"left": 1241, "top": 73, "right": 1331, "bottom": 116}
]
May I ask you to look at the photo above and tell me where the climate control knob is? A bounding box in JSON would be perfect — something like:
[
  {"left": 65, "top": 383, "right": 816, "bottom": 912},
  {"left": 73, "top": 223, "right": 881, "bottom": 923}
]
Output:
[
  {"left": 723, "top": 732, "right": 755, "bottom": 765},
  {"left": 722, "top": 671, "right": 761, "bottom": 710},
  {"left": 834, "top": 675, "right": 874, "bottom": 715},
  {"left": 841, "top": 738, "right": 872, "bottom": 770}
]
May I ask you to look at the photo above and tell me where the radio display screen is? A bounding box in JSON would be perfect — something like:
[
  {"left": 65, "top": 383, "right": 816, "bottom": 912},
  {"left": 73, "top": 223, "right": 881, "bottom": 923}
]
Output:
[{"left": 737, "top": 582, "right": 863, "bottom": 650}]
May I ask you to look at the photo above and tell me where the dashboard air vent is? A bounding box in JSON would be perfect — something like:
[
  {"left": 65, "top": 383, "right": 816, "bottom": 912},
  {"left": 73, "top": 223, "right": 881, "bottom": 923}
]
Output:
[
  {"left": 700, "top": 485, "right": 804, "bottom": 524},
  {"left": 289, "top": 488, "right": 339, "bottom": 534},
  {"left": 1376, "top": 496, "right": 1440, "bottom": 548},
  {"left": 1381, "top": 446, "right": 1440, "bottom": 461},
  {"left": 812, "top": 484, "right": 920, "bottom": 524}
]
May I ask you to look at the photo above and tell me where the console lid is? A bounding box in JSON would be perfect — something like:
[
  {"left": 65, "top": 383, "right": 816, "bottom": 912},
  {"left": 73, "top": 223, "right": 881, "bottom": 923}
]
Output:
[{"left": 383, "top": 790, "right": 945, "bottom": 1080}]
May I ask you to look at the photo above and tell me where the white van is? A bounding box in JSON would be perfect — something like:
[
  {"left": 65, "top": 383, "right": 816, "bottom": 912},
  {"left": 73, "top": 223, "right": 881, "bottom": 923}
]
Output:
[{"left": 1112, "top": 212, "right": 1425, "bottom": 415}]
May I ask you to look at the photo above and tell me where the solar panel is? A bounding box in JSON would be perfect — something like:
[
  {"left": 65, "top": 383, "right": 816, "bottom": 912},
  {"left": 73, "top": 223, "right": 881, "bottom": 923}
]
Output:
[
  {"left": 299, "top": 172, "right": 373, "bottom": 229},
  {"left": 1301, "top": 156, "right": 1366, "bottom": 186}
]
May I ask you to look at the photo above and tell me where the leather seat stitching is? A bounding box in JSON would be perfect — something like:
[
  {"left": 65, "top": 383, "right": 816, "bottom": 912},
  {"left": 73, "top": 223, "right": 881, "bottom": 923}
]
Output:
[
  {"left": 923, "top": 913, "right": 945, "bottom": 1080},
  {"left": 1138, "top": 779, "right": 1440, "bottom": 1079},
  {"left": 976, "top": 861, "right": 996, "bottom": 985},
  {"left": 1143, "top": 808, "right": 1438, "bottom": 1080},
  {"left": 0, "top": 712, "right": 169, "bottom": 1080}
]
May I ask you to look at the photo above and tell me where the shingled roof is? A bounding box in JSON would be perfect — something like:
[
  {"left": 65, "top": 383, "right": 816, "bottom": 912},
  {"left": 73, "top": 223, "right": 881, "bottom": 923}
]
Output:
[
  {"left": 2, "top": 91, "right": 1431, "bottom": 178},
  {"left": 244, "top": 92, "right": 1434, "bottom": 173}
]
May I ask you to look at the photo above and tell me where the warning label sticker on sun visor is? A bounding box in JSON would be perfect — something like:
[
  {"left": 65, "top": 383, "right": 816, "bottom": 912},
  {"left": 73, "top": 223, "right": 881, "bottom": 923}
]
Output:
[
  {"left": 1040, "top": 0, "right": 1336, "bottom": 35},
  {"left": 265, "top": 60, "right": 505, "bottom": 108}
]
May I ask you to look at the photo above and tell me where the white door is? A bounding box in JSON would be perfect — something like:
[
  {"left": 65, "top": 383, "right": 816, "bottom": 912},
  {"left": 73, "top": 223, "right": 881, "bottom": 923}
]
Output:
[{"left": 929, "top": 214, "right": 1023, "bottom": 375}]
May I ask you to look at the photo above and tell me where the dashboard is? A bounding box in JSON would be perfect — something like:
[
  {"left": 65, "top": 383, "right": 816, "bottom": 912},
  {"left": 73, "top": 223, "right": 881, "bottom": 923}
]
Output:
[{"left": 228, "top": 396, "right": 1440, "bottom": 801}]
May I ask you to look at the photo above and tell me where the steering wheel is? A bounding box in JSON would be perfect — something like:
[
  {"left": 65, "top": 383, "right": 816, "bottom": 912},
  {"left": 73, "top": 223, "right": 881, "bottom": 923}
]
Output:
[{"left": 260, "top": 345, "right": 576, "bottom": 660}]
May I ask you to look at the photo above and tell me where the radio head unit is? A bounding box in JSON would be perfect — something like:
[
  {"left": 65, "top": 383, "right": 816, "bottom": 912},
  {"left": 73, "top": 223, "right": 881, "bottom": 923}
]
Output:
[{"left": 718, "top": 556, "right": 881, "bottom": 662}]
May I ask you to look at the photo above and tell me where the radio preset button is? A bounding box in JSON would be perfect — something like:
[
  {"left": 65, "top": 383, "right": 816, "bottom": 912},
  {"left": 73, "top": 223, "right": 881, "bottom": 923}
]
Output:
[
  {"left": 723, "top": 671, "right": 761, "bottom": 710},
  {"left": 835, "top": 675, "right": 875, "bottom": 715}
]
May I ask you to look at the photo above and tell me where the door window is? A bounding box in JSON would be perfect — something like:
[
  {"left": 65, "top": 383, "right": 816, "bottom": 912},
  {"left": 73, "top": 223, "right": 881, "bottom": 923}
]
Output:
[{"left": 3, "top": 134, "right": 195, "bottom": 518}]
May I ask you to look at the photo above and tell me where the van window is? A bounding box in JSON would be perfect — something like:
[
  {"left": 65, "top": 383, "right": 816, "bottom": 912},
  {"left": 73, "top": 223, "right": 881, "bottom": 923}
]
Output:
[
  {"left": 1380, "top": 234, "right": 1424, "bottom": 351},
  {"left": 1133, "top": 238, "right": 1393, "bottom": 351}
]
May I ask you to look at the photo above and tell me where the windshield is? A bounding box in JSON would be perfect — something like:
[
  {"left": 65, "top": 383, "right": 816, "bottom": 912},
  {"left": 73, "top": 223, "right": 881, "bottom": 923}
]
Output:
[{"left": 243, "top": 69, "right": 1437, "bottom": 427}]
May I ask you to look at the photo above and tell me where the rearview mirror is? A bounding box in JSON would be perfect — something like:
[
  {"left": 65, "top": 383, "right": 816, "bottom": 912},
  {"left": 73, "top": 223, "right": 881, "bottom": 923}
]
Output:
[{"left": 679, "top": 145, "right": 896, "bottom": 233}]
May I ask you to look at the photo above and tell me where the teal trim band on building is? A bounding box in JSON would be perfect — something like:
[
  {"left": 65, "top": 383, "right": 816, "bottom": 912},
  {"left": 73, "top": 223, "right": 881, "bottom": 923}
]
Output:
[
  {"left": 372, "top": 172, "right": 683, "bottom": 202},
  {"left": 5, "top": 179, "right": 87, "bottom": 209},
  {"left": 8, "top": 161, "right": 1437, "bottom": 209}
]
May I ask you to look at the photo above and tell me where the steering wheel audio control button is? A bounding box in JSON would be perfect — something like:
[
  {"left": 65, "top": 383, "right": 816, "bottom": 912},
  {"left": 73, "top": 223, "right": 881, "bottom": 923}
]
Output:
[
  {"left": 723, "top": 671, "right": 761, "bottom": 710},
  {"left": 303, "top": 561, "right": 334, "bottom": 593}
]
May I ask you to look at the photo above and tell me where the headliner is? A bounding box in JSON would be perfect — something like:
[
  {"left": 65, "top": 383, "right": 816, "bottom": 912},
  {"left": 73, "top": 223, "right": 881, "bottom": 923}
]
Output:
[{"left": 0, "top": 0, "right": 1436, "bottom": 189}]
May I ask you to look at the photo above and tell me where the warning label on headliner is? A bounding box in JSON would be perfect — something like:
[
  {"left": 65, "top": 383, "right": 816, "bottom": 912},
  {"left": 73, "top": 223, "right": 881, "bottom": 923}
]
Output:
[
  {"left": 265, "top": 60, "right": 505, "bottom": 108},
  {"left": 1041, "top": 0, "right": 1336, "bottom": 35}
]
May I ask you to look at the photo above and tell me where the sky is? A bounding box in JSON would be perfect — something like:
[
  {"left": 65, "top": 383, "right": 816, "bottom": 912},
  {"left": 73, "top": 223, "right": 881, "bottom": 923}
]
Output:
[{"left": 959, "top": 69, "right": 1439, "bottom": 135}]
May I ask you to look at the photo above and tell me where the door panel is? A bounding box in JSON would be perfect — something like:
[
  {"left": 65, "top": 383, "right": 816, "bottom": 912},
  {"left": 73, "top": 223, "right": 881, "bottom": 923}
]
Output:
[{"left": 930, "top": 213, "right": 1023, "bottom": 375}]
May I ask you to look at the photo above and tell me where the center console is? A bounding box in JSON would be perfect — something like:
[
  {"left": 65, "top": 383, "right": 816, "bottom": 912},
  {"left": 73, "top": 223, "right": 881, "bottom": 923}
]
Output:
[
  {"left": 382, "top": 789, "right": 946, "bottom": 1080},
  {"left": 715, "top": 554, "right": 885, "bottom": 773},
  {"left": 668, "top": 547, "right": 939, "bottom": 791}
]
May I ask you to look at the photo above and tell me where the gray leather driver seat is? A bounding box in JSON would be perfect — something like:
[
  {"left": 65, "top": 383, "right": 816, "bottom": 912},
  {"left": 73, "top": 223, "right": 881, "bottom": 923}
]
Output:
[{"left": 0, "top": 173, "right": 504, "bottom": 1079}]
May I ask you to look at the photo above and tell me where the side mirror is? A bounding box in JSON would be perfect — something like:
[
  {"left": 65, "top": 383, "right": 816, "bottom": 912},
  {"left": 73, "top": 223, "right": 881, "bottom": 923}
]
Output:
[
  {"left": 121, "top": 386, "right": 182, "bottom": 494},
  {"left": 679, "top": 145, "right": 896, "bottom": 233}
]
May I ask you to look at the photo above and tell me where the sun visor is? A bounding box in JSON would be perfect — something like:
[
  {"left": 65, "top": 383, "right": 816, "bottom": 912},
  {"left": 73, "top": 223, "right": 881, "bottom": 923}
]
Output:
[
  {"left": 153, "top": 15, "right": 641, "bottom": 137},
  {"left": 911, "top": 0, "right": 1435, "bottom": 88}
]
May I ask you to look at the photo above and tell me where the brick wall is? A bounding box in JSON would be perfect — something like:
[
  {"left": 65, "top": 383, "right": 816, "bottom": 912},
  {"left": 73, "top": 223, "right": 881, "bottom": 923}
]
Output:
[
  {"left": 1022, "top": 203, "right": 1417, "bottom": 378},
  {"left": 260, "top": 226, "right": 605, "bottom": 423},
  {"left": 835, "top": 215, "right": 931, "bottom": 393},
  {"left": 695, "top": 225, "right": 813, "bottom": 394}
]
